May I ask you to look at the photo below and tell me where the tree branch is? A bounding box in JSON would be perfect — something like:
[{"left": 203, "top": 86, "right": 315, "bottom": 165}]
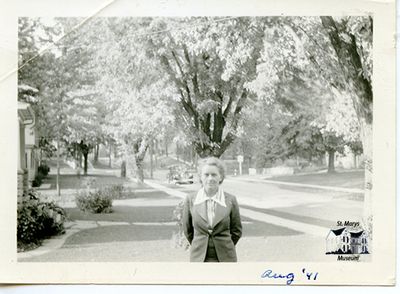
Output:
[
  {"left": 171, "top": 49, "right": 193, "bottom": 101},
  {"left": 320, "top": 16, "right": 373, "bottom": 123}
]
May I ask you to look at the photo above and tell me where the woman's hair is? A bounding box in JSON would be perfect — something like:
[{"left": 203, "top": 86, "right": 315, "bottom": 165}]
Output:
[{"left": 198, "top": 157, "right": 226, "bottom": 184}]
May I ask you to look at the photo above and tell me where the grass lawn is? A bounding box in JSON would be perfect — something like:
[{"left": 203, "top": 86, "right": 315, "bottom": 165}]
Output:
[
  {"left": 65, "top": 205, "right": 178, "bottom": 223},
  {"left": 43, "top": 174, "right": 133, "bottom": 190},
  {"left": 271, "top": 170, "right": 364, "bottom": 189}
]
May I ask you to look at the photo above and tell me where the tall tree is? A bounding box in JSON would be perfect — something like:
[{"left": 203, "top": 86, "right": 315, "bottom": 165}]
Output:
[
  {"left": 250, "top": 16, "right": 372, "bottom": 226},
  {"left": 146, "top": 17, "right": 268, "bottom": 158},
  {"left": 87, "top": 18, "right": 175, "bottom": 182},
  {"left": 319, "top": 16, "right": 373, "bottom": 222}
]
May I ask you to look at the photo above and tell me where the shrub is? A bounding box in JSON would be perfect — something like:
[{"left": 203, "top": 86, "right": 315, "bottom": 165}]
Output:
[
  {"left": 104, "top": 184, "right": 124, "bottom": 199},
  {"left": 17, "top": 190, "right": 66, "bottom": 248},
  {"left": 38, "top": 164, "right": 50, "bottom": 177},
  {"left": 75, "top": 188, "right": 113, "bottom": 213},
  {"left": 32, "top": 172, "right": 44, "bottom": 187},
  {"left": 171, "top": 200, "right": 190, "bottom": 250}
]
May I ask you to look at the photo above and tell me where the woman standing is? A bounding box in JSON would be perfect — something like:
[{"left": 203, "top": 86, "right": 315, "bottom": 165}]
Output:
[{"left": 182, "top": 157, "right": 242, "bottom": 262}]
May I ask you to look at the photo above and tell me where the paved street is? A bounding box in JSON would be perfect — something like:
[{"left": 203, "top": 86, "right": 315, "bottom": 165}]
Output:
[{"left": 18, "top": 164, "right": 366, "bottom": 263}]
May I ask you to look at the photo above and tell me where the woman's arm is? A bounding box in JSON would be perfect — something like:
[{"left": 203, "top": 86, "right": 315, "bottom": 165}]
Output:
[
  {"left": 230, "top": 196, "right": 242, "bottom": 245},
  {"left": 182, "top": 195, "right": 194, "bottom": 244}
]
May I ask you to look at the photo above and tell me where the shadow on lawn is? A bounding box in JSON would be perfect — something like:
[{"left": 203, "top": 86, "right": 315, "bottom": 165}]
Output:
[
  {"left": 92, "top": 161, "right": 120, "bottom": 170},
  {"left": 43, "top": 174, "right": 132, "bottom": 190},
  {"left": 63, "top": 205, "right": 302, "bottom": 245}
]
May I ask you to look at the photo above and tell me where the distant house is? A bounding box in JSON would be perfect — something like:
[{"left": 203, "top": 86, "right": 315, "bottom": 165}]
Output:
[
  {"left": 326, "top": 227, "right": 369, "bottom": 254},
  {"left": 18, "top": 100, "right": 38, "bottom": 202}
]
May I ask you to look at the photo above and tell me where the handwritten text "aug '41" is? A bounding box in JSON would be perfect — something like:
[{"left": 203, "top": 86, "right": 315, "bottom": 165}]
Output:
[{"left": 261, "top": 268, "right": 319, "bottom": 285}]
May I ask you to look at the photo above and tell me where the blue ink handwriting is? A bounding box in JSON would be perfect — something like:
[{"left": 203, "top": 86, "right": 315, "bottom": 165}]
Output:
[
  {"left": 302, "top": 268, "right": 319, "bottom": 281},
  {"left": 261, "top": 268, "right": 319, "bottom": 285},
  {"left": 261, "top": 269, "right": 295, "bottom": 285}
]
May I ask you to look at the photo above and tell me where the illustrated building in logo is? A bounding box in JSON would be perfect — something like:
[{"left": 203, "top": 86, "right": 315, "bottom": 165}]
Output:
[{"left": 326, "top": 227, "right": 369, "bottom": 254}]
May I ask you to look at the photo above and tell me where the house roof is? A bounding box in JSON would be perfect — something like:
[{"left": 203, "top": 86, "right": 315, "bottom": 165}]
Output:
[
  {"left": 331, "top": 227, "right": 346, "bottom": 236},
  {"left": 350, "top": 231, "right": 364, "bottom": 238}
]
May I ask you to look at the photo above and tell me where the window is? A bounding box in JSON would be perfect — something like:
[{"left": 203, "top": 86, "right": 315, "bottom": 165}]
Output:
[{"left": 343, "top": 236, "right": 345, "bottom": 242}]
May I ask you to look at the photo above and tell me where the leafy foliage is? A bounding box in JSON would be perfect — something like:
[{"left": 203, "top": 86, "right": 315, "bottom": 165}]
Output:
[
  {"left": 144, "top": 17, "right": 269, "bottom": 157},
  {"left": 18, "top": 190, "right": 66, "bottom": 248},
  {"left": 31, "top": 172, "right": 44, "bottom": 187},
  {"left": 38, "top": 164, "right": 50, "bottom": 176},
  {"left": 172, "top": 200, "right": 190, "bottom": 250},
  {"left": 18, "top": 16, "right": 372, "bottom": 175},
  {"left": 242, "top": 16, "right": 370, "bottom": 170},
  {"left": 75, "top": 188, "right": 113, "bottom": 213},
  {"left": 103, "top": 184, "right": 125, "bottom": 200}
]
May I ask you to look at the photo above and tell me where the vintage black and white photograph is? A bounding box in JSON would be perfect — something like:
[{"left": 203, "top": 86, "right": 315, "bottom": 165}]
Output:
[
  {"left": 2, "top": 0, "right": 395, "bottom": 286},
  {"left": 16, "top": 15, "right": 374, "bottom": 263}
]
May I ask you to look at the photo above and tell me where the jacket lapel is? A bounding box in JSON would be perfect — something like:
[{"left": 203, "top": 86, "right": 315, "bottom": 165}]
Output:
[
  {"left": 212, "top": 201, "right": 228, "bottom": 228},
  {"left": 193, "top": 201, "right": 208, "bottom": 224}
]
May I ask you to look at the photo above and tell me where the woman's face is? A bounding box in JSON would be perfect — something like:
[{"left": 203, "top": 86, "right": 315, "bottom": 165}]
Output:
[{"left": 201, "top": 164, "right": 222, "bottom": 193}]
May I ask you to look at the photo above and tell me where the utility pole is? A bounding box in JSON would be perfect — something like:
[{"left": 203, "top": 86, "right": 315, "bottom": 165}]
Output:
[
  {"left": 56, "top": 136, "right": 60, "bottom": 197},
  {"left": 150, "top": 139, "right": 154, "bottom": 179}
]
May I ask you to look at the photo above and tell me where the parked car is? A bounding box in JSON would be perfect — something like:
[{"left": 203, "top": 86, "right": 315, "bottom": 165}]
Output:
[{"left": 167, "top": 165, "right": 194, "bottom": 184}]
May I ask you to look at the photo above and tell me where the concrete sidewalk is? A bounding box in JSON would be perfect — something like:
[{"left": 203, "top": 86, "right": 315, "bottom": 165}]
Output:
[{"left": 232, "top": 176, "right": 364, "bottom": 194}]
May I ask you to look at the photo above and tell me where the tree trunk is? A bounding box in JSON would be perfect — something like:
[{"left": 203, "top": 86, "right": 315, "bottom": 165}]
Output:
[
  {"left": 56, "top": 137, "right": 60, "bottom": 197},
  {"left": 108, "top": 143, "right": 112, "bottom": 168},
  {"left": 318, "top": 153, "right": 325, "bottom": 166},
  {"left": 353, "top": 152, "right": 357, "bottom": 169},
  {"left": 78, "top": 141, "right": 90, "bottom": 175},
  {"left": 320, "top": 16, "right": 373, "bottom": 235},
  {"left": 132, "top": 138, "right": 149, "bottom": 184},
  {"left": 327, "top": 150, "right": 335, "bottom": 173},
  {"left": 121, "top": 160, "right": 126, "bottom": 178},
  {"left": 135, "top": 158, "right": 145, "bottom": 183},
  {"left": 150, "top": 140, "right": 154, "bottom": 179},
  {"left": 79, "top": 152, "right": 82, "bottom": 168},
  {"left": 83, "top": 151, "right": 88, "bottom": 175},
  {"left": 361, "top": 120, "right": 373, "bottom": 234},
  {"left": 94, "top": 143, "right": 99, "bottom": 163},
  {"left": 190, "top": 146, "right": 196, "bottom": 166}
]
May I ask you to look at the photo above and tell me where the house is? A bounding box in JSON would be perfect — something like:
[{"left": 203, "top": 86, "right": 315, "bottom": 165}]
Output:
[
  {"left": 24, "top": 111, "right": 39, "bottom": 183},
  {"left": 326, "top": 227, "right": 369, "bottom": 254},
  {"left": 18, "top": 100, "right": 38, "bottom": 203},
  {"left": 349, "top": 230, "right": 369, "bottom": 254}
]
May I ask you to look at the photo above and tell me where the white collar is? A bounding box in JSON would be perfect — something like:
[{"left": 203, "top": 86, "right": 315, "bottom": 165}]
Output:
[{"left": 193, "top": 187, "right": 226, "bottom": 207}]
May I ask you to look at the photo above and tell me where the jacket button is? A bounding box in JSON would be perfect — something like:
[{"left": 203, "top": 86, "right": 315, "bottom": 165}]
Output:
[{"left": 208, "top": 229, "right": 213, "bottom": 235}]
